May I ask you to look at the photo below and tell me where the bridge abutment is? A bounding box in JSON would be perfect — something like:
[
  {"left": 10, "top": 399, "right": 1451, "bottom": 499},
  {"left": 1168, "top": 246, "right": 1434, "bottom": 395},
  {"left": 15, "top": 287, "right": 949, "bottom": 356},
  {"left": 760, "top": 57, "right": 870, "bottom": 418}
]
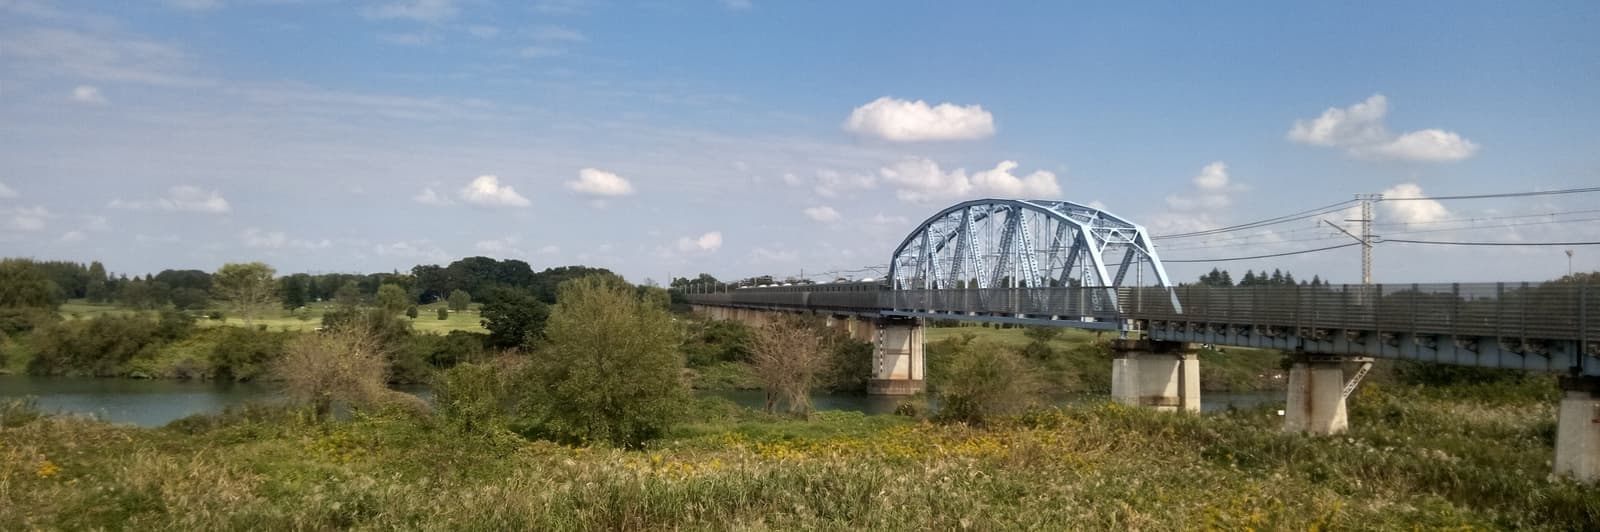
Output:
[
  {"left": 1109, "top": 339, "right": 1200, "bottom": 412},
  {"left": 867, "top": 317, "right": 925, "bottom": 395},
  {"left": 1283, "top": 354, "right": 1351, "bottom": 435},
  {"left": 1555, "top": 376, "right": 1600, "bottom": 483}
]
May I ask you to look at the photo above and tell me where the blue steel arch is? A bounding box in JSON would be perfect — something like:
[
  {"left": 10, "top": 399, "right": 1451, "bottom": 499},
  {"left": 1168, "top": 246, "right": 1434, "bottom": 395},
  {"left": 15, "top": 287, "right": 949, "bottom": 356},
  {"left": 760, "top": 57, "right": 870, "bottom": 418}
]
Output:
[{"left": 887, "top": 199, "right": 1175, "bottom": 308}]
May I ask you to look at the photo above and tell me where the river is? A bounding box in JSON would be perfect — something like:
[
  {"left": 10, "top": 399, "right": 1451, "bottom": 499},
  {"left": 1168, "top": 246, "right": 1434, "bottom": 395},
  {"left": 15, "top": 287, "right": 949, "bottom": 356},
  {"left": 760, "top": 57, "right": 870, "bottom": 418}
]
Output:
[{"left": 0, "top": 375, "right": 1284, "bottom": 427}]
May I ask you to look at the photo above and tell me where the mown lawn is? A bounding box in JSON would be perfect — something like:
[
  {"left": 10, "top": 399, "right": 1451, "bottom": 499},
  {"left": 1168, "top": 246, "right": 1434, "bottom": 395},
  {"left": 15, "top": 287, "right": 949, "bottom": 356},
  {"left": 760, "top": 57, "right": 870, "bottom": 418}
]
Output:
[
  {"left": 58, "top": 300, "right": 488, "bottom": 334},
  {"left": 2, "top": 388, "right": 1595, "bottom": 530}
]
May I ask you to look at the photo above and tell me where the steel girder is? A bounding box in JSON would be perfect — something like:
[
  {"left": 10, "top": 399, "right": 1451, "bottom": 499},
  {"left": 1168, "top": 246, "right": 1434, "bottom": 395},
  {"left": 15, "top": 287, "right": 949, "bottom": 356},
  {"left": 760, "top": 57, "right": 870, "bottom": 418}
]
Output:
[{"left": 888, "top": 199, "right": 1179, "bottom": 311}]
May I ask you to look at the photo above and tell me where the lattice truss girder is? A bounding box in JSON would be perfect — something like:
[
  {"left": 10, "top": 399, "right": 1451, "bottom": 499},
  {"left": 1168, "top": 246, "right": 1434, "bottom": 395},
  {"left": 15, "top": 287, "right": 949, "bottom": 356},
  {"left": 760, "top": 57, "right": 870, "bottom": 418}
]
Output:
[{"left": 889, "top": 199, "right": 1174, "bottom": 291}]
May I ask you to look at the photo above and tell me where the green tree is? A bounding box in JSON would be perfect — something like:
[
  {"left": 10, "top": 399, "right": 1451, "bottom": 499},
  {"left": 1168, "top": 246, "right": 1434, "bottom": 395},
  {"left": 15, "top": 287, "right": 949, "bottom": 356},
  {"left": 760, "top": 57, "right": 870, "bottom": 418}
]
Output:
[
  {"left": 516, "top": 276, "right": 686, "bottom": 447},
  {"left": 437, "top": 307, "right": 450, "bottom": 320},
  {"left": 212, "top": 262, "right": 277, "bottom": 327},
  {"left": 85, "top": 261, "right": 109, "bottom": 303},
  {"left": 406, "top": 305, "right": 419, "bottom": 319},
  {"left": 479, "top": 287, "right": 549, "bottom": 349},
  {"left": 375, "top": 284, "right": 408, "bottom": 316},
  {"left": 448, "top": 289, "right": 472, "bottom": 312},
  {"left": 280, "top": 274, "right": 309, "bottom": 309},
  {"left": 335, "top": 280, "right": 363, "bottom": 309},
  {"left": 0, "top": 259, "right": 59, "bottom": 309}
]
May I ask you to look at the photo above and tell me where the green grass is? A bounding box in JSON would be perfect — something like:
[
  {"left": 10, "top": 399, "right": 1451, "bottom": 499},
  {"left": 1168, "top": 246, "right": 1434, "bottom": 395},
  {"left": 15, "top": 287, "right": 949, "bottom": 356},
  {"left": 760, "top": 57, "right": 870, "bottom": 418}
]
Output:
[
  {"left": 2, "top": 389, "right": 1595, "bottom": 529},
  {"left": 57, "top": 300, "right": 487, "bottom": 334}
]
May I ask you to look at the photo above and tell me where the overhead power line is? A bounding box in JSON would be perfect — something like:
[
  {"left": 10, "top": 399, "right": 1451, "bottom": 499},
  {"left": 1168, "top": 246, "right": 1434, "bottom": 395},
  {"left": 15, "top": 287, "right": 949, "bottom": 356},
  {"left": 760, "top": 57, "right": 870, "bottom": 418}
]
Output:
[
  {"left": 1382, "top": 239, "right": 1600, "bottom": 247},
  {"left": 1153, "top": 199, "right": 1357, "bottom": 240},
  {"left": 1383, "top": 185, "right": 1600, "bottom": 202},
  {"left": 1162, "top": 242, "right": 1362, "bottom": 263}
]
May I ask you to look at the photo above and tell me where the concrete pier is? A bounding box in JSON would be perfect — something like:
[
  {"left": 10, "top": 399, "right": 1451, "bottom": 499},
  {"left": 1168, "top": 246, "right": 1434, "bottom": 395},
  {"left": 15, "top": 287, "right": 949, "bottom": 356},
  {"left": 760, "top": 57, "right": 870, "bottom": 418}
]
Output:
[
  {"left": 1283, "top": 354, "right": 1349, "bottom": 435},
  {"left": 867, "top": 317, "right": 925, "bottom": 395},
  {"left": 1109, "top": 339, "right": 1200, "bottom": 412},
  {"left": 1554, "top": 376, "right": 1600, "bottom": 483}
]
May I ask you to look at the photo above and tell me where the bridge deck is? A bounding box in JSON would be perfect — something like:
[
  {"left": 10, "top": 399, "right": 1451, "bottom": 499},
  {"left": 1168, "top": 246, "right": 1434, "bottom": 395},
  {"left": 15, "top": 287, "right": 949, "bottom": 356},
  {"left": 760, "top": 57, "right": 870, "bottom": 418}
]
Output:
[{"left": 686, "top": 282, "right": 1599, "bottom": 376}]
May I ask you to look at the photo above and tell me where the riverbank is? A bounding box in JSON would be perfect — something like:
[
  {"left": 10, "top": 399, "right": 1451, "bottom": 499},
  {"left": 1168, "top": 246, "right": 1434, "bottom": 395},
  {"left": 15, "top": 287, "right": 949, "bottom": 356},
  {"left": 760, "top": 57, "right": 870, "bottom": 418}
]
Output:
[{"left": 2, "top": 386, "right": 1595, "bottom": 529}]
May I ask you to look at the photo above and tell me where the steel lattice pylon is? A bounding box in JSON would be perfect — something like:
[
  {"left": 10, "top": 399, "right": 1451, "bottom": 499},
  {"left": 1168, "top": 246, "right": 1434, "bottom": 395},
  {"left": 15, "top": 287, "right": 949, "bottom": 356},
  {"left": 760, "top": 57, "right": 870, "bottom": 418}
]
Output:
[{"left": 887, "top": 199, "right": 1177, "bottom": 310}]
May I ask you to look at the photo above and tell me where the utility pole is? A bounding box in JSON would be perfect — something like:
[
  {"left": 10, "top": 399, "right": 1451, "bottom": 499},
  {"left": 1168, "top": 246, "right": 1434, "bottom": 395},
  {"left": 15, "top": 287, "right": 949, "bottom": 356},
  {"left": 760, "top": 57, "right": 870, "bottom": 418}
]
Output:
[
  {"left": 1324, "top": 192, "right": 1382, "bottom": 285},
  {"left": 1568, "top": 249, "right": 1575, "bottom": 277}
]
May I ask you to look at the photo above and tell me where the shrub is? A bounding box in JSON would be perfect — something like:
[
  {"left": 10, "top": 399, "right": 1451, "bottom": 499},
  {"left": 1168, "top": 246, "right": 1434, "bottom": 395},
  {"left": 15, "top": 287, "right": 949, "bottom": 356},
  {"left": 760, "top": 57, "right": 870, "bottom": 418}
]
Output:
[
  {"left": 406, "top": 305, "right": 419, "bottom": 319},
  {"left": 0, "top": 307, "right": 55, "bottom": 335},
  {"left": 437, "top": 307, "right": 449, "bottom": 320},
  {"left": 750, "top": 316, "right": 828, "bottom": 417},
  {"left": 514, "top": 276, "right": 686, "bottom": 448},
  {"left": 934, "top": 339, "right": 1041, "bottom": 425},
  {"left": 209, "top": 327, "right": 290, "bottom": 381},
  {"left": 435, "top": 360, "right": 517, "bottom": 433},
  {"left": 681, "top": 319, "right": 753, "bottom": 367},
  {"left": 822, "top": 337, "right": 873, "bottom": 393},
  {"left": 273, "top": 325, "right": 390, "bottom": 419},
  {"left": 0, "top": 397, "right": 42, "bottom": 427},
  {"left": 28, "top": 315, "right": 162, "bottom": 376},
  {"left": 155, "top": 308, "right": 195, "bottom": 341}
]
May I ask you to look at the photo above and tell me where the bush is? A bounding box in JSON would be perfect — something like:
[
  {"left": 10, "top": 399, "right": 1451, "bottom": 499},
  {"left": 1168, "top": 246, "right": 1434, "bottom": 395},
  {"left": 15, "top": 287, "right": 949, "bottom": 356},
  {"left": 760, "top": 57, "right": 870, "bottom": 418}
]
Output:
[
  {"left": 681, "top": 320, "right": 753, "bottom": 367},
  {"left": 155, "top": 308, "right": 195, "bottom": 341},
  {"left": 28, "top": 315, "right": 162, "bottom": 376},
  {"left": 209, "top": 327, "right": 290, "bottom": 381},
  {"left": 514, "top": 276, "right": 686, "bottom": 448},
  {"left": 435, "top": 361, "right": 517, "bottom": 433},
  {"left": 934, "top": 338, "right": 1041, "bottom": 425},
  {"left": 406, "top": 305, "right": 419, "bottom": 319},
  {"left": 437, "top": 307, "right": 449, "bottom": 320},
  {"left": 0, "top": 307, "right": 55, "bottom": 335},
  {"left": 0, "top": 397, "right": 42, "bottom": 427},
  {"left": 821, "top": 337, "right": 873, "bottom": 393},
  {"left": 273, "top": 325, "right": 392, "bottom": 419}
]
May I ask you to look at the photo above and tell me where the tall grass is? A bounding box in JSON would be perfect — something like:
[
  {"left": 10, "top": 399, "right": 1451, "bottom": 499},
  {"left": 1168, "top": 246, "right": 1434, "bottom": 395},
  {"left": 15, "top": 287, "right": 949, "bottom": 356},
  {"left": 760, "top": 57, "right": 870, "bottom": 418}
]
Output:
[{"left": 1, "top": 389, "right": 1595, "bottom": 529}]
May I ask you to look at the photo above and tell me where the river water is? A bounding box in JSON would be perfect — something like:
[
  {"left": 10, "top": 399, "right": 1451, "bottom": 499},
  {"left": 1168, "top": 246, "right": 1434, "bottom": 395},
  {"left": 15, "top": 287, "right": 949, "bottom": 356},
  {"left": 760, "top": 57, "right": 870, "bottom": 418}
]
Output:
[{"left": 0, "top": 375, "right": 1283, "bottom": 427}]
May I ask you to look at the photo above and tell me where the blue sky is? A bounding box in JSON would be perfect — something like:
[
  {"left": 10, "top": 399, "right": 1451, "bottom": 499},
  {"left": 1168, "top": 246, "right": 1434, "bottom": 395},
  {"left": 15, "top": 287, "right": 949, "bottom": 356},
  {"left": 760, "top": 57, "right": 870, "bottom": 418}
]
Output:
[{"left": 2, "top": 0, "right": 1598, "bottom": 284}]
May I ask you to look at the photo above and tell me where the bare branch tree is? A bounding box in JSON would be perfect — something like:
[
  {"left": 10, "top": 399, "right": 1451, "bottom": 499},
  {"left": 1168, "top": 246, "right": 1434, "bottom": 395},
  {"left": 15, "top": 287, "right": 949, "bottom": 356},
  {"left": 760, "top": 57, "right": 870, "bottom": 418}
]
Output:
[{"left": 750, "top": 315, "right": 828, "bottom": 418}]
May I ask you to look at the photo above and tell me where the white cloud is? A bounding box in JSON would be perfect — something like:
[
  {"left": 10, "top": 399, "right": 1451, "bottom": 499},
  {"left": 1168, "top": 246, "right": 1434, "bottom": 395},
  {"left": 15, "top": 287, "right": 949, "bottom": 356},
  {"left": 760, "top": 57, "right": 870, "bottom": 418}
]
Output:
[
  {"left": 530, "top": 25, "right": 585, "bottom": 42},
  {"left": 58, "top": 230, "right": 86, "bottom": 243},
  {"left": 109, "top": 186, "right": 231, "bottom": 214},
  {"left": 457, "top": 175, "right": 530, "bottom": 207},
  {"left": 412, "top": 186, "right": 454, "bottom": 205},
  {"left": 474, "top": 236, "right": 526, "bottom": 256},
  {"left": 567, "top": 167, "right": 634, "bottom": 197},
  {"left": 1380, "top": 183, "right": 1450, "bottom": 224},
  {"left": 467, "top": 25, "right": 499, "bottom": 38},
  {"left": 878, "top": 158, "right": 1059, "bottom": 202},
  {"left": 537, "top": 244, "right": 560, "bottom": 255},
  {"left": 1288, "top": 94, "right": 1478, "bottom": 162},
  {"left": 676, "top": 231, "right": 722, "bottom": 253},
  {"left": 0, "top": 28, "right": 206, "bottom": 87},
  {"left": 1165, "top": 161, "right": 1241, "bottom": 210},
  {"left": 4, "top": 206, "right": 49, "bottom": 231},
  {"left": 723, "top": 0, "right": 753, "bottom": 9},
  {"left": 803, "top": 206, "right": 841, "bottom": 223},
  {"left": 241, "top": 228, "right": 331, "bottom": 249},
  {"left": 373, "top": 239, "right": 449, "bottom": 262},
  {"left": 364, "top": 0, "right": 459, "bottom": 22},
  {"left": 812, "top": 169, "right": 876, "bottom": 197},
  {"left": 868, "top": 213, "right": 909, "bottom": 225},
  {"left": 0, "top": 181, "right": 16, "bottom": 199},
  {"left": 71, "top": 85, "right": 106, "bottom": 105},
  {"left": 1192, "top": 161, "right": 1229, "bottom": 190},
  {"left": 136, "top": 234, "right": 181, "bottom": 243},
  {"left": 1373, "top": 129, "right": 1480, "bottom": 162},
  {"left": 844, "top": 96, "right": 996, "bottom": 142}
]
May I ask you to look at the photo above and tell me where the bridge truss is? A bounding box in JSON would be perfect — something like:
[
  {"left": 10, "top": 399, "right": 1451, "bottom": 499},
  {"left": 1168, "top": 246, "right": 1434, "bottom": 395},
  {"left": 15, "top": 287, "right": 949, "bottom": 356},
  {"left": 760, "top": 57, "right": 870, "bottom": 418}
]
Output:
[{"left": 887, "top": 199, "right": 1173, "bottom": 295}]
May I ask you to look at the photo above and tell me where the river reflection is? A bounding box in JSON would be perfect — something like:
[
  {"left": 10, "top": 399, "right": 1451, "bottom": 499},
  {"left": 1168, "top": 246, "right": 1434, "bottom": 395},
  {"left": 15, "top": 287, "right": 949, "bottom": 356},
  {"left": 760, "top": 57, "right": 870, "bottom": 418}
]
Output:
[{"left": 2, "top": 375, "right": 1283, "bottom": 428}]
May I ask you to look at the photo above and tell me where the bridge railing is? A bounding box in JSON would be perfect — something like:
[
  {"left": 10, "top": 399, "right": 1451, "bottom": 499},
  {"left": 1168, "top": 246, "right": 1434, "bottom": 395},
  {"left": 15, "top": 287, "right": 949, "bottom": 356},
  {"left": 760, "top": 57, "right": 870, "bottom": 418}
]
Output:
[
  {"left": 887, "top": 287, "right": 1123, "bottom": 321},
  {"left": 1129, "top": 282, "right": 1596, "bottom": 342}
]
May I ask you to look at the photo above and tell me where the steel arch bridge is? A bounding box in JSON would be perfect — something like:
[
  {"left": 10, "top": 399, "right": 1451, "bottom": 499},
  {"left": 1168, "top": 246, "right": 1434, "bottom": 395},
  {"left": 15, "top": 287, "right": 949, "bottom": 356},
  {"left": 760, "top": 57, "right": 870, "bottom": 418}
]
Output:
[{"left": 887, "top": 199, "right": 1173, "bottom": 296}]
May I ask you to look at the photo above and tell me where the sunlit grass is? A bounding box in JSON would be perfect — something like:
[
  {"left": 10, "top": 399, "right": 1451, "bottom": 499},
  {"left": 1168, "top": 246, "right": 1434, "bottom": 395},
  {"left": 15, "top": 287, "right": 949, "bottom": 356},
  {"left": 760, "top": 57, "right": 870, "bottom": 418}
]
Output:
[{"left": 57, "top": 299, "right": 487, "bottom": 334}]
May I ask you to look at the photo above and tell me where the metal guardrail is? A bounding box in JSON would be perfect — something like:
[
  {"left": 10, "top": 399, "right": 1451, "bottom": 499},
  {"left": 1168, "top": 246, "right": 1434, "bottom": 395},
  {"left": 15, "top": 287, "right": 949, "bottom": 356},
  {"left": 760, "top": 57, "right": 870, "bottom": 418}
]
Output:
[{"left": 685, "top": 282, "right": 1598, "bottom": 343}]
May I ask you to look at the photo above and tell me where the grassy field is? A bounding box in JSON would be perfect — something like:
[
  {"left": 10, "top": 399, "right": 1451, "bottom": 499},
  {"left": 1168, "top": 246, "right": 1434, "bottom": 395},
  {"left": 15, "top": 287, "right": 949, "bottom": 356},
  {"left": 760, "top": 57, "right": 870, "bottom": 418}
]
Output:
[
  {"left": 58, "top": 300, "right": 488, "bottom": 334},
  {"left": 2, "top": 388, "right": 1595, "bottom": 529}
]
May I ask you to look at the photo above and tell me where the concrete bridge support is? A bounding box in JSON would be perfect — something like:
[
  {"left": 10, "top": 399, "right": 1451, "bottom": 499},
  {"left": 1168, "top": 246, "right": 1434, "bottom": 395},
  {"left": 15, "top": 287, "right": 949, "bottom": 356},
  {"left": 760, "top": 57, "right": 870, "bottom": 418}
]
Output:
[
  {"left": 867, "top": 317, "right": 925, "bottom": 395},
  {"left": 1555, "top": 376, "right": 1600, "bottom": 483},
  {"left": 1283, "top": 354, "right": 1352, "bottom": 435},
  {"left": 1109, "top": 339, "right": 1200, "bottom": 412}
]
